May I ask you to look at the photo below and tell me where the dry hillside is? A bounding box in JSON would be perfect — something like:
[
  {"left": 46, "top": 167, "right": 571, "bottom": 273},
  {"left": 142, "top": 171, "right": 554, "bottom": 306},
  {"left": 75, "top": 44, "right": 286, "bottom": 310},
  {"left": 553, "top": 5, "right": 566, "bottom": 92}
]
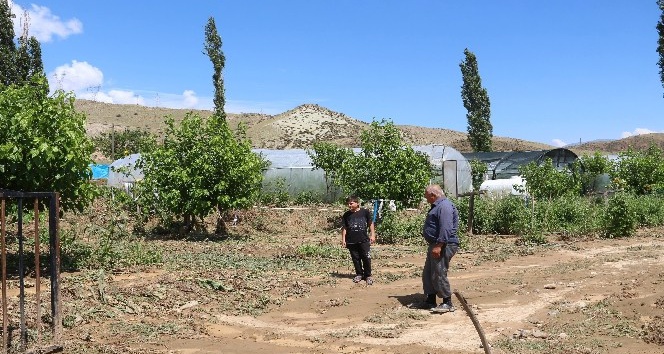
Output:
[
  {"left": 76, "top": 99, "right": 654, "bottom": 153},
  {"left": 571, "top": 133, "right": 664, "bottom": 154}
]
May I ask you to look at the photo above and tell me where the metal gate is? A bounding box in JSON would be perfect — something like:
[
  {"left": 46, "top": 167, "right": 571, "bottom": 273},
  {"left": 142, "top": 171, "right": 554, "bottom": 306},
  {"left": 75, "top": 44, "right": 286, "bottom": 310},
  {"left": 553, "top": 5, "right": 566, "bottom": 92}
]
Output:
[{"left": 0, "top": 190, "right": 62, "bottom": 352}]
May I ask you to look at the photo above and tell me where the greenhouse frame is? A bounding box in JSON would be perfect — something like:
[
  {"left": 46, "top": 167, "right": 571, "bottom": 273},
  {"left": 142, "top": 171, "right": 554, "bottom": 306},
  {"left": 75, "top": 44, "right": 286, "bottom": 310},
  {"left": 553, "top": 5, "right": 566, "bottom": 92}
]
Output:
[{"left": 462, "top": 148, "right": 579, "bottom": 180}]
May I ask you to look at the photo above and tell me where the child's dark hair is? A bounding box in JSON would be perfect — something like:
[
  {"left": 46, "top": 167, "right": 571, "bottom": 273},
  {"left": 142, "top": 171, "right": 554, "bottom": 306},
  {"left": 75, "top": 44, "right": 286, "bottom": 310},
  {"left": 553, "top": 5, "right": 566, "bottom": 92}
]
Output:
[{"left": 346, "top": 195, "right": 360, "bottom": 204}]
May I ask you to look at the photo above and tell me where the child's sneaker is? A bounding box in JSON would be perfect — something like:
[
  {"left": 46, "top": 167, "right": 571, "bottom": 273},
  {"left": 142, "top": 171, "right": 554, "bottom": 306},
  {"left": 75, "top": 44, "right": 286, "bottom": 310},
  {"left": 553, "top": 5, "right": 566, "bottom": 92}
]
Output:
[
  {"left": 431, "top": 303, "right": 455, "bottom": 314},
  {"left": 366, "top": 276, "right": 374, "bottom": 285},
  {"left": 352, "top": 275, "right": 363, "bottom": 283}
]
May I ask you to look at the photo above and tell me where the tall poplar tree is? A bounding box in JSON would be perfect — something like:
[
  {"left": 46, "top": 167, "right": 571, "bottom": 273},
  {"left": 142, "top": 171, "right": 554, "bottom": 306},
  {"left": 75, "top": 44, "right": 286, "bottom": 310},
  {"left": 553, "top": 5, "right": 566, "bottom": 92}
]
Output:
[
  {"left": 0, "top": 0, "right": 47, "bottom": 89},
  {"left": 137, "top": 17, "right": 265, "bottom": 233},
  {"left": 0, "top": 0, "right": 17, "bottom": 86},
  {"left": 204, "top": 16, "right": 226, "bottom": 120},
  {"left": 460, "top": 48, "right": 493, "bottom": 152},
  {"left": 658, "top": 0, "right": 664, "bottom": 95}
]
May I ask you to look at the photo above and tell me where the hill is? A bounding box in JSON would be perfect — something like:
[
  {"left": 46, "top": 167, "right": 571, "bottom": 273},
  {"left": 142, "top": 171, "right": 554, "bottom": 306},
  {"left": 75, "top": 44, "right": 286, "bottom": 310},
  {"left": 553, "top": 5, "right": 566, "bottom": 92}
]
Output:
[
  {"left": 571, "top": 133, "right": 664, "bottom": 154},
  {"left": 75, "top": 99, "right": 655, "bottom": 154}
]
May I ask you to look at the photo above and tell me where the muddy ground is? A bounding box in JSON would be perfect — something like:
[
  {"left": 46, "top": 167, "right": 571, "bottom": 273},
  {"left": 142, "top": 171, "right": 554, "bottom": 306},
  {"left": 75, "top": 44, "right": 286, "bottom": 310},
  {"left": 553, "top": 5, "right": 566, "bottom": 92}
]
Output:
[{"left": 5, "top": 208, "right": 664, "bottom": 354}]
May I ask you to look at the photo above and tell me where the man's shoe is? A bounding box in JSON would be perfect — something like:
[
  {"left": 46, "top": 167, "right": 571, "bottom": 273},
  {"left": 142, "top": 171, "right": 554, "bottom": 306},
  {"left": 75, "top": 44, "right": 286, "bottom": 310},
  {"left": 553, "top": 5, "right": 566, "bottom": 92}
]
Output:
[
  {"left": 366, "top": 276, "right": 374, "bottom": 285},
  {"left": 431, "top": 303, "right": 455, "bottom": 314},
  {"left": 407, "top": 301, "right": 436, "bottom": 310},
  {"left": 352, "top": 275, "right": 363, "bottom": 283}
]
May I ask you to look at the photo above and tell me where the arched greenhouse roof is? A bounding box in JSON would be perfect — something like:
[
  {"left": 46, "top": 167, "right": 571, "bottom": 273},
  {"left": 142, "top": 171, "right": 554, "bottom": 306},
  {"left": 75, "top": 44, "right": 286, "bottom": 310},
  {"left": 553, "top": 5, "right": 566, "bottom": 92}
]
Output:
[
  {"left": 255, "top": 145, "right": 473, "bottom": 196},
  {"left": 462, "top": 148, "right": 578, "bottom": 180}
]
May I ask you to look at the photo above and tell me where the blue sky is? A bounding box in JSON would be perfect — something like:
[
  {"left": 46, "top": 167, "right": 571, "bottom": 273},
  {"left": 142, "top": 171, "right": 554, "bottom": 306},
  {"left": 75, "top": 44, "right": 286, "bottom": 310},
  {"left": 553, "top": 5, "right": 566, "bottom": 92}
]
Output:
[{"left": 8, "top": 0, "right": 664, "bottom": 147}]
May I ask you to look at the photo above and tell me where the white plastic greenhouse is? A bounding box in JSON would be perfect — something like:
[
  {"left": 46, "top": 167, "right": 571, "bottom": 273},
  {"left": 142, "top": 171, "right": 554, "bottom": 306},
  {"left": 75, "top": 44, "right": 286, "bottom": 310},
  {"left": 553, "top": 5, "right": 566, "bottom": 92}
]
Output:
[
  {"left": 100, "top": 145, "right": 474, "bottom": 200},
  {"left": 107, "top": 153, "right": 143, "bottom": 190},
  {"left": 258, "top": 145, "right": 473, "bottom": 199}
]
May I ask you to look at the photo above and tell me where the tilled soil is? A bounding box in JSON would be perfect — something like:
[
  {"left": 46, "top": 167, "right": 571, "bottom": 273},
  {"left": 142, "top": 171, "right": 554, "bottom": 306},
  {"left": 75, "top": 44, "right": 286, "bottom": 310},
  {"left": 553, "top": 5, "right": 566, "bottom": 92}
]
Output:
[{"left": 17, "top": 230, "right": 659, "bottom": 354}]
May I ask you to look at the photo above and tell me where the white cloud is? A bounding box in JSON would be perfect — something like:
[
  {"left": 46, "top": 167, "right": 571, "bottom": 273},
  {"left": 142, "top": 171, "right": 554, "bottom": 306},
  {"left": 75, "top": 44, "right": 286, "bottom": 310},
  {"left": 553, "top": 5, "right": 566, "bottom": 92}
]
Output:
[
  {"left": 108, "top": 90, "right": 146, "bottom": 105},
  {"left": 155, "top": 91, "right": 208, "bottom": 110},
  {"left": 47, "top": 61, "right": 252, "bottom": 112},
  {"left": 551, "top": 139, "right": 567, "bottom": 147},
  {"left": 620, "top": 128, "right": 661, "bottom": 139},
  {"left": 181, "top": 90, "right": 199, "bottom": 108},
  {"left": 10, "top": 1, "right": 83, "bottom": 42},
  {"left": 48, "top": 60, "right": 103, "bottom": 92}
]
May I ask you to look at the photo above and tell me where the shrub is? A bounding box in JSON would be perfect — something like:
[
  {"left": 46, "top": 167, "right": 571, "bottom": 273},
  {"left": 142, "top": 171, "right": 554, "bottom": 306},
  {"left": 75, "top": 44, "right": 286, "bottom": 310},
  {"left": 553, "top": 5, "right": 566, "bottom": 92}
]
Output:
[
  {"left": 376, "top": 210, "right": 425, "bottom": 244},
  {"left": 602, "top": 192, "right": 637, "bottom": 238},
  {"left": 493, "top": 196, "right": 530, "bottom": 235},
  {"left": 631, "top": 194, "right": 664, "bottom": 227}
]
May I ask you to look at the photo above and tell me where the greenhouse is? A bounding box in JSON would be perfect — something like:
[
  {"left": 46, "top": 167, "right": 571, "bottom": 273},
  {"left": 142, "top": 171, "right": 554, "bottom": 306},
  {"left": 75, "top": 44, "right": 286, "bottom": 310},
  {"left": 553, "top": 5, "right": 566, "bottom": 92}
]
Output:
[
  {"left": 258, "top": 145, "right": 473, "bottom": 200},
  {"left": 96, "top": 145, "right": 474, "bottom": 201},
  {"left": 462, "top": 148, "right": 578, "bottom": 180},
  {"left": 254, "top": 148, "right": 342, "bottom": 202}
]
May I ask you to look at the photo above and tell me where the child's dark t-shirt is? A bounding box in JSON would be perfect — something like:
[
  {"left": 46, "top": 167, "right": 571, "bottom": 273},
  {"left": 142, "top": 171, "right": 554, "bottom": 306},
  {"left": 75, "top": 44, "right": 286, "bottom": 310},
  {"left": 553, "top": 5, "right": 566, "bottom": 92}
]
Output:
[{"left": 343, "top": 208, "right": 371, "bottom": 244}]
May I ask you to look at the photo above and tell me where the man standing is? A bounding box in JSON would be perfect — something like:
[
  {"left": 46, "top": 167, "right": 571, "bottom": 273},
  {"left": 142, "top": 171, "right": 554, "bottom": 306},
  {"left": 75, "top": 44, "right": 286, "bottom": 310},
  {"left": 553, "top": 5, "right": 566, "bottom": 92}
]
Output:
[{"left": 420, "top": 184, "right": 459, "bottom": 313}]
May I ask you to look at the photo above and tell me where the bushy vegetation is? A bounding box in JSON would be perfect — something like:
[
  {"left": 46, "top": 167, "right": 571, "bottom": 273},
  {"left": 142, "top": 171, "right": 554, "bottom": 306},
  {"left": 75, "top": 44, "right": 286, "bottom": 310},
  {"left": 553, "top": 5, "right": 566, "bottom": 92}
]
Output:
[
  {"left": 0, "top": 76, "right": 95, "bottom": 211},
  {"left": 135, "top": 114, "right": 266, "bottom": 232},
  {"left": 308, "top": 120, "right": 432, "bottom": 207},
  {"left": 91, "top": 128, "right": 157, "bottom": 159}
]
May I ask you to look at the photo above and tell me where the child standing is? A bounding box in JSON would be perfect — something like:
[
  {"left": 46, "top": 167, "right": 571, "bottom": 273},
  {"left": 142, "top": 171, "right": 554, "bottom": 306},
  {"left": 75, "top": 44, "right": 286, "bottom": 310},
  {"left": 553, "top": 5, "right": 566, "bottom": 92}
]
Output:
[{"left": 341, "top": 195, "right": 376, "bottom": 285}]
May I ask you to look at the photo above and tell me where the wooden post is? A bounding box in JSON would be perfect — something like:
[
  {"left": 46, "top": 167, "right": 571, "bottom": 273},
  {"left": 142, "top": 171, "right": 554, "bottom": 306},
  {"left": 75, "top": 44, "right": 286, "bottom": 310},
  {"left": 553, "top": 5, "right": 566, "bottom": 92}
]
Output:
[
  {"left": 1, "top": 198, "right": 7, "bottom": 353},
  {"left": 467, "top": 193, "right": 475, "bottom": 235},
  {"left": 34, "top": 198, "right": 41, "bottom": 343},
  {"left": 49, "top": 194, "right": 62, "bottom": 340},
  {"left": 457, "top": 191, "right": 483, "bottom": 236}
]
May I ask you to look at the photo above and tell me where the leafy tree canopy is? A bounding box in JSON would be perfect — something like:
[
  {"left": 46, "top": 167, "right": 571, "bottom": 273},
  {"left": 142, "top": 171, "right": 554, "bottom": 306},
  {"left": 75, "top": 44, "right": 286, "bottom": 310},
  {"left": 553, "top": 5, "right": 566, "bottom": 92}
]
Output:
[
  {"left": 460, "top": 48, "right": 493, "bottom": 152},
  {"left": 0, "top": 0, "right": 46, "bottom": 89},
  {"left": 0, "top": 76, "right": 95, "bottom": 211},
  {"left": 92, "top": 128, "right": 157, "bottom": 160},
  {"left": 518, "top": 158, "right": 581, "bottom": 200},
  {"left": 308, "top": 120, "right": 432, "bottom": 207},
  {"left": 136, "top": 114, "right": 266, "bottom": 226},
  {"left": 610, "top": 144, "right": 664, "bottom": 195}
]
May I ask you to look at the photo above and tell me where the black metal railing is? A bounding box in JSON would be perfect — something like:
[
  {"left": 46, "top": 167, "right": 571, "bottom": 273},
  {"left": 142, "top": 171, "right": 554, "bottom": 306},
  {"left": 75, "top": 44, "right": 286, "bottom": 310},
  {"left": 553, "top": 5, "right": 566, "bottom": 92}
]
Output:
[{"left": 0, "top": 190, "right": 61, "bottom": 352}]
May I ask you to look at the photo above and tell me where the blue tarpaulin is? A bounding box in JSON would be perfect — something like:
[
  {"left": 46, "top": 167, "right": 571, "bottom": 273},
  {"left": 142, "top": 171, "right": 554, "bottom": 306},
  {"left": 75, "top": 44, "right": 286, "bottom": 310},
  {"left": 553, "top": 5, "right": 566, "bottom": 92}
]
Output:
[{"left": 90, "top": 164, "right": 109, "bottom": 179}]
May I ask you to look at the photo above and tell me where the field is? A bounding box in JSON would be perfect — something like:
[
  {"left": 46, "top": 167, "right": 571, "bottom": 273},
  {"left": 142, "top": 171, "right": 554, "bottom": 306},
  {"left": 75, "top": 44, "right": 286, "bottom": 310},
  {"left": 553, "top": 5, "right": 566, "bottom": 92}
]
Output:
[{"left": 7, "top": 203, "right": 663, "bottom": 354}]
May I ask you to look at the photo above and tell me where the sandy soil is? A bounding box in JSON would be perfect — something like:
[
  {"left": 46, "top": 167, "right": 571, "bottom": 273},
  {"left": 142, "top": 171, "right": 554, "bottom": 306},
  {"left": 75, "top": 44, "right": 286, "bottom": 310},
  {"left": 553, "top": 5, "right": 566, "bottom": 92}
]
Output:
[
  {"left": 9, "top": 203, "right": 663, "bottom": 354},
  {"left": 125, "top": 235, "right": 664, "bottom": 354}
]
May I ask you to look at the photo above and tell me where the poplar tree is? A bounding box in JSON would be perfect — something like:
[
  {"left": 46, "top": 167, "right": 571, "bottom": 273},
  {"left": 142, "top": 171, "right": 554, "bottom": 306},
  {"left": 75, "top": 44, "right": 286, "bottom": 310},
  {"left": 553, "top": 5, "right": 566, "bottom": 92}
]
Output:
[
  {"left": 0, "top": 0, "right": 47, "bottom": 89},
  {"left": 0, "top": 0, "right": 17, "bottom": 86},
  {"left": 460, "top": 48, "right": 493, "bottom": 152},
  {"left": 658, "top": 0, "right": 664, "bottom": 95},
  {"left": 204, "top": 16, "right": 226, "bottom": 120},
  {"left": 137, "top": 17, "right": 265, "bottom": 233}
]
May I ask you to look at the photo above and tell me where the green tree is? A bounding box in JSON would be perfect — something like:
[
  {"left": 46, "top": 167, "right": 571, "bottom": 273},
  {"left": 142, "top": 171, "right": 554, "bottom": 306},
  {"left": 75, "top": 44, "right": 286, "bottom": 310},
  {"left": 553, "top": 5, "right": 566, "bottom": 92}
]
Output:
[
  {"left": 0, "top": 0, "right": 17, "bottom": 86},
  {"left": 0, "top": 1, "right": 46, "bottom": 89},
  {"left": 572, "top": 152, "right": 612, "bottom": 194},
  {"left": 0, "top": 76, "right": 95, "bottom": 211},
  {"left": 16, "top": 36, "right": 45, "bottom": 85},
  {"left": 205, "top": 17, "right": 225, "bottom": 119},
  {"left": 610, "top": 144, "right": 664, "bottom": 195},
  {"left": 136, "top": 18, "right": 265, "bottom": 232},
  {"left": 92, "top": 128, "right": 157, "bottom": 160},
  {"left": 136, "top": 114, "right": 265, "bottom": 230},
  {"left": 518, "top": 159, "right": 581, "bottom": 200},
  {"left": 469, "top": 159, "right": 488, "bottom": 191},
  {"left": 658, "top": 0, "right": 664, "bottom": 94},
  {"left": 460, "top": 48, "right": 493, "bottom": 152},
  {"left": 308, "top": 120, "right": 431, "bottom": 207}
]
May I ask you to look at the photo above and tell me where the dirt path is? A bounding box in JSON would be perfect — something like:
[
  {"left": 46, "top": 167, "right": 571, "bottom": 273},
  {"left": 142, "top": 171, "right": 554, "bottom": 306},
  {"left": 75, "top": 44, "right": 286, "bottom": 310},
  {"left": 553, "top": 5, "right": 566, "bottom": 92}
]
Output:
[{"left": 151, "top": 236, "right": 664, "bottom": 354}]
